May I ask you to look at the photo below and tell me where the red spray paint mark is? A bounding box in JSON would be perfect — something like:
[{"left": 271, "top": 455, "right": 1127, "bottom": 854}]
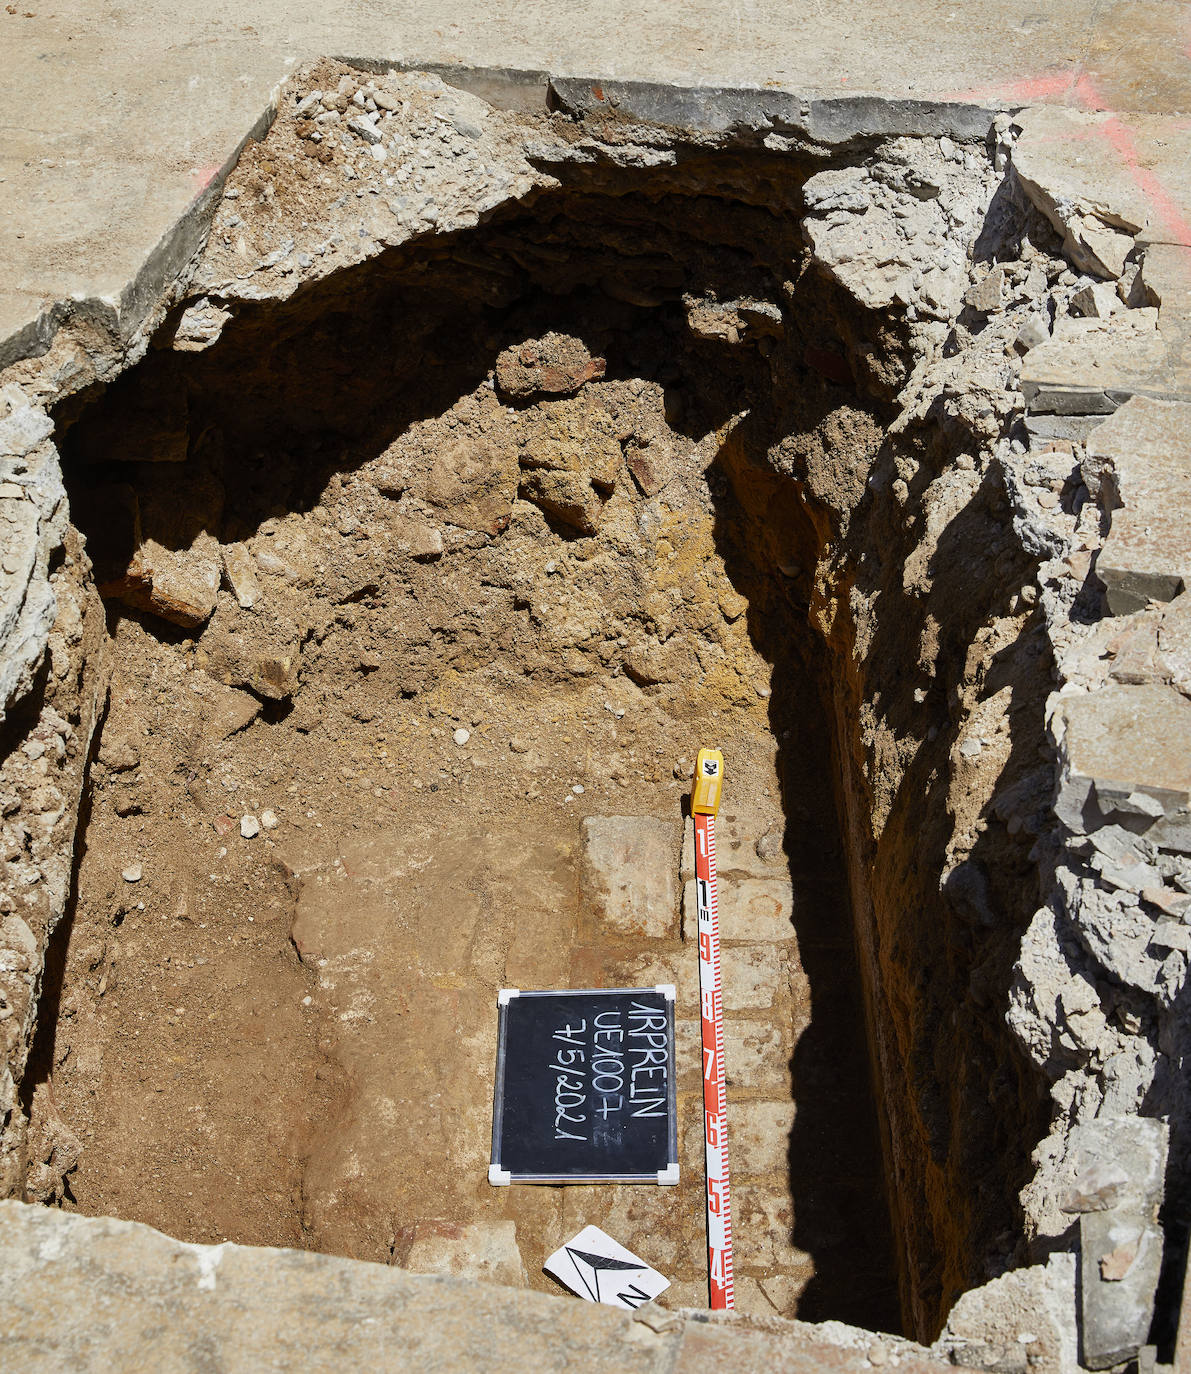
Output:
[{"left": 190, "top": 164, "right": 222, "bottom": 193}]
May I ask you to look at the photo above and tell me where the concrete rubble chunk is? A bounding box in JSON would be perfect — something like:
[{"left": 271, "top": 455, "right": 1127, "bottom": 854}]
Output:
[
  {"left": 683, "top": 294, "right": 784, "bottom": 343},
  {"left": 1057, "top": 1117, "right": 1167, "bottom": 1219},
  {"left": 0, "top": 402, "right": 53, "bottom": 459},
  {"left": 1055, "top": 684, "right": 1191, "bottom": 844},
  {"left": 1069, "top": 281, "right": 1122, "bottom": 320},
  {"left": 801, "top": 149, "right": 983, "bottom": 320},
  {"left": 1011, "top": 107, "right": 1152, "bottom": 273},
  {"left": 1080, "top": 1210, "right": 1164, "bottom": 1369},
  {"left": 1088, "top": 395, "right": 1191, "bottom": 614},
  {"left": 580, "top": 816, "right": 679, "bottom": 939},
  {"left": 934, "top": 1254, "right": 1078, "bottom": 1374},
  {"left": 172, "top": 296, "right": 233, "bottom": 352}
]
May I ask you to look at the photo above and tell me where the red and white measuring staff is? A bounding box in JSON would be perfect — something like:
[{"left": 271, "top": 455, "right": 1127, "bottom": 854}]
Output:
[{"left": 693, "top": 747, "right": 733, "bottom": 1310}]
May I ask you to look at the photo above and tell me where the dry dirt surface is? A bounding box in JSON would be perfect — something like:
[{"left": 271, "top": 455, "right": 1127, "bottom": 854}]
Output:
[{"left": 36, "top": 324, "right": 899, "bottom": 1328}]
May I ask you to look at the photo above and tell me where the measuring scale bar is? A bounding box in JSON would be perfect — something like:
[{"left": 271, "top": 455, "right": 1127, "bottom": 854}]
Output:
[{"left": 692, "top": 747, "right": 734, "bottom": 1310}]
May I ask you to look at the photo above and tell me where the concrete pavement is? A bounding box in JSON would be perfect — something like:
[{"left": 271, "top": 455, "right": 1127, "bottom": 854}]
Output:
[{"left": 2, "top": 0, "right": 1191, "bottom": 366}]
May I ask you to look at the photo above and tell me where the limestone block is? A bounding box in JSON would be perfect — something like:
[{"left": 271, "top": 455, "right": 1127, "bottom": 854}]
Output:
[
  {"left": 1080, "top": 1210, "right": 1163, "bottom": 1369},
  {"left": 727, "top": 1100, "right": 796, "bottom": 1176},
  {"left": 714, "top": 815, "right": 788, "bottom": 879},
  {"left": 725, "top": 1021, "right": 790, "bottom": 1092},
  {"left": 731, "top": 1181, "right": 797, "bottom": 1271},
  {"left": 1088, "top": 395, "right": 1191, "bottom": 614},
  {"left": 405, "top": 1218, "right": 528, "bottom": 1287},
  {"left": 1055, "top": 685, "right": 1191, "bottom": 841},
  {"left": 718, "top": 878, "right": 794, "bottom": 941},
  {"left": 721, "top": 943, "right": 788, "bottom": 1009},
  {"left": 580, "top": 816, "right": 679, "bottom": 939}
]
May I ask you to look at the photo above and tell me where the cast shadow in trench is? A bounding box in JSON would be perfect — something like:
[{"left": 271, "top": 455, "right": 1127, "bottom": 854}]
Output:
[
  {"left": 702, "top": 384, "right": 1061, "bottom": 1336},
  {"left": 702, "top": 404, "right": 903, "bottom": 1334},
  {"left": 819, "top": 426, "right": 1054, "bottom": 1333}
]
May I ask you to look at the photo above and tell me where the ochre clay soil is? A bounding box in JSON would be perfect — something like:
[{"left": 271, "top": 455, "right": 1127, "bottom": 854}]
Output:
[{"left": 38, "top": 321, "right": 900, "bottom": 1329}]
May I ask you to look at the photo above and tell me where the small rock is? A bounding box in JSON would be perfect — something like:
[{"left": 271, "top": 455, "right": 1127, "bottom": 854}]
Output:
[
  {"left": 494, "top": 333, "right": 605, "bottom": 399},
  {"left": 390, "top": 514, "right": 443, "bottom": 562},
  {"left": 755, "top": 830, "right": 783, "bottom": 864},
  {"left": 453, "top": 728, "right": 471, "bottom": 746},
  {"left": 1015, "top": 315, "right": 1051, "bottom": 352},
  {"left": 260, "top": 809, "right": 280, "bottom": 830},
  {"left": 222, "top": 542, "right": 262, "bottom": 609},
  {"left": 718, "top": 587, "right": 749, "bottom": 622},
  {"left": 240, "top": 815, "right": 260, "bottom": 839},
  {"left": 964, "top": 267, "right": 1005, "bottom": 313},
  {"left": 572, "top": 784, "right": 585, "bottom": 795},
  {"left": 509, "top": 738, "right": 529, "bottom": 754},
  {"left": 347, "top": 115, "right": 383, "bottom": 145},
  {"left": 122, "top": 863, "right": 143, "bottom": 883}
]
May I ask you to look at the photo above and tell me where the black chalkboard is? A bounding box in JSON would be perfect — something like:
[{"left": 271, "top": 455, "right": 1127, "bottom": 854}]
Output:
[{"left": 489, "top": 987, "right": 679, "bottom": 1185}]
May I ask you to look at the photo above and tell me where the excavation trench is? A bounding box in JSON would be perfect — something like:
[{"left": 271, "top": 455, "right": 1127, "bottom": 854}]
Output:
[{"left": 26, "top": 80, "right": 1056, "bottom": 1343}]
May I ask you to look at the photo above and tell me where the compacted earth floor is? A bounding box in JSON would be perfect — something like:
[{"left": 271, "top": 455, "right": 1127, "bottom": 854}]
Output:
[{"left": 37, "top": 332, "right": 899, "bottom": 1329}]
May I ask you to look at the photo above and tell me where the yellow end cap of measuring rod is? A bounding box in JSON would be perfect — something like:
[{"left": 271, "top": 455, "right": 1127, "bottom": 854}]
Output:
[{"left": 692, "top": 749, "right": 724, "bottom": 815}]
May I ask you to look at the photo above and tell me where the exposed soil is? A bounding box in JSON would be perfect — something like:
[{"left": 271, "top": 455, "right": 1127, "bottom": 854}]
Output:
[{"left": 36, "top": 284, "right": 901, "bottom": 1328}]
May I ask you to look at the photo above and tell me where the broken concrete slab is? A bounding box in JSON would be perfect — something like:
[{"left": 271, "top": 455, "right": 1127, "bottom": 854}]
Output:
[
  {"left": 580, "top": 816, "right": 679, "bottom": 939},
  {"left": 1080, "top": 1209, "right": 1164, "bottom": 1369},
  {"left": 1012, "top": 106, "right": 1191, "bottom": 259},
  {"left": 0, "top": 1201, "right": 965, "bottom": 1373},
  {"left": 1019, "top": 309, "right": 1173, "bottom": 414},
  {"left": 1054, "top": 684, "right": 1191, "bottom": 841},
  {"left": 1089, "top": 395, "right": 1191, "bottom": 613},
  {"left": 935, "top": 1253, "right": 1079, "bottom": 1374}
]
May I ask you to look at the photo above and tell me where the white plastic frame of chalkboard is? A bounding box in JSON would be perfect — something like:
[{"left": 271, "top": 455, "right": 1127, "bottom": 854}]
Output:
[{"left": 489, "top": 986, "right": 680, "bottom": 1187}]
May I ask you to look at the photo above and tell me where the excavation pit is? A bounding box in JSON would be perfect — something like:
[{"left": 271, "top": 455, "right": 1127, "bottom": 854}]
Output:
[
  {"left": 43, "top": 210, "right": 905, "bottom": 1329},
  {"left": 9, "top": 60, "right": 1186, "bottom": 1365}
]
